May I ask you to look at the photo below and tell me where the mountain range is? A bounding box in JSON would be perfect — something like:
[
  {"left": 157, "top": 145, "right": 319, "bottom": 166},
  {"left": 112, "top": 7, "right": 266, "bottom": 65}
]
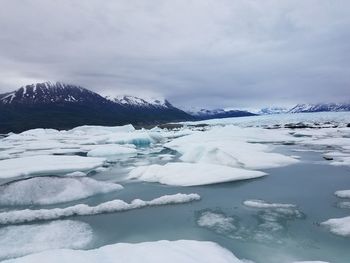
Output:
[
  {"left": 0, "top": 82, "right": 349, "bottom": 133},
  {"left": 0, "top": 82, "right": 192, "bottom": 133}
]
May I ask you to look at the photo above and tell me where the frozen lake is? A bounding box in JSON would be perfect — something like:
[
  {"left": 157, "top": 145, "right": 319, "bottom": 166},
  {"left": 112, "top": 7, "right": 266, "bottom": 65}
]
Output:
[{"left": 0, "top": 112, "right": 350, "bottom": 263}]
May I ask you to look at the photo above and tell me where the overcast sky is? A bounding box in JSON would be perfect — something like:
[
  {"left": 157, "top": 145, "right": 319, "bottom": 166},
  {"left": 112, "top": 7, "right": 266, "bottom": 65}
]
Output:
[{"left": 0, "top": 0, "right": 349, "bottom": 109}]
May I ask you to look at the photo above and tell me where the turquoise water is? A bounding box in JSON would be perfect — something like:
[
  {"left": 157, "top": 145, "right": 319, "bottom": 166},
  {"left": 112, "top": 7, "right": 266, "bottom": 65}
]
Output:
[{"left": 29, "top": 147, "right": 349, "bottom": 263}]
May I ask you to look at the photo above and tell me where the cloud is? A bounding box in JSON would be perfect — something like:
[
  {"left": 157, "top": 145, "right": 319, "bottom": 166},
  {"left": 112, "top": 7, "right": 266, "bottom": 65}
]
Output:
[{"left": 0, "top": 0, "right": 349, "bottom": 108}]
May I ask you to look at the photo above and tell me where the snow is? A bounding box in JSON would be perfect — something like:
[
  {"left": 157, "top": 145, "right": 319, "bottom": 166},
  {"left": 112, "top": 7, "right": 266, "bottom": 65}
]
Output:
[
  {"left": 0, "top": 220, "right": 93, "bottom": 260},
  {"left": 334, "top": 190, "right": 350, "bottom": 198},
  {"left": 87, "top": 144, "right": 137, "bottom": 157},
  {"left": 321, "top": 216, "right": 350, "bottom": 237},
  {"left": 243, "top": 199, "right": 296, "bottom": 209},
  {"left": 129, "top": 162, "right": 266, "bottom": 186},
  {"left": 0, "top": 155, "right": 106, "bottom": 179},
  {"left": 0, "top": 193, "right": 200, "bottom": 225},
  {"left": 2, "top": 240, "right": 244, "bottom": 263},
  {"left": 0, "top": 177, "right": 123, "bottom": 206}
]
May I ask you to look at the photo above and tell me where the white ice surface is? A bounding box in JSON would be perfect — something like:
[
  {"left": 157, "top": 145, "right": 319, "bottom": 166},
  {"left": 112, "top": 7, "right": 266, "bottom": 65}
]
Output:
[
  {"left": 243, "top": 199, "right": 296, "bottom": 209},
  {"left": 87, "top": 144, "right": 137, "bottom": 157},
  {"left": 0, "top": 193, "right": 200, "bottom": 225},
  {"left": 321, "top": 216, "right": 350, "bottom": 237},
  {"left": 0, "top": 177, "right": 123, "bottom": 206},
  {"left": 334, "top": 190, "right": 350, "bottom": 198},
  {"left": 3, "top": 240, "right": 243, "bottom": 263},
  {"left": 0, "top": 220, "right": 93, "bottom": 260},
  {"left": 69, "top": 124, "right": 135, "bottom": 135},
  {"left": 164, "top": 126, "right": 299, "bottom": 170},
  {"left": 197, "top": 211, "right": 236, "bottom": 233},
  {"left": 330, "top": 156, "right": 350, "bottom": 167},
  {"left": 129, "top": 162, "right": 266, "bottom": 186},
  {"left": 0, "top": 155, "right": 105, "bottom": 179}
]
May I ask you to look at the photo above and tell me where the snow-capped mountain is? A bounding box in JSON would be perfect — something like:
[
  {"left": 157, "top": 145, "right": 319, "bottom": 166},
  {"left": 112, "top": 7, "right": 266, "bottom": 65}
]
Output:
[
  {"left": 0, "top": 82, "right": 192, "bottom": 133},
  {"left": 186, "top": 108, "right": 256, "bottom": 120},
  {"left": 0, "top": 82, "right": 107, "bottom": 105},
  {"left": 288, "top": 103, "right": 350, "bottom": 113},
  {"left": 107, "top": 95, "right": 173, "bottom": 109}
]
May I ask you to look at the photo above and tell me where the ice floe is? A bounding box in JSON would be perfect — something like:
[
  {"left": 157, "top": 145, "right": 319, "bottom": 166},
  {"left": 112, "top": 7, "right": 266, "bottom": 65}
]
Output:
[
  {"left": 69, "top": 124, "right": 135, "bottom": 134},
  {"left": 330, "top": 156, "right": 350, "bottom": 167},
  {"left": 2, "top": 240, "right": 244, "bottom": 263},
  {"left": 0, "top": 177, "right": 123, "bottom": 206},
  {"left": 243, "top": 199, "right": 296, "bottom": 209},
  {"left": 197, "top": 211, "right": 237, "bottom": 233},
  {"left": 0, "top": 155, "right": 106, "bottom": 179},
  {"left": 321, "top": 216, "right": 350, "bottom": 237},
  {"left": 87, "top": 144, "right": 137, "bottom": 157},
  {"left": 0, "top": 193, "right": 200, "bottom": 225},
  {"left": 129, "top": 162, "right": 266, "bottom": 186},
  {"left": 164, "top": 126, "right": 299, "bottom": 170},
  {"left": 0, "top": 220, "right": 93, "bottom": 260},
  {"left": 334, "top": 190, "right": 350, "bottom": 198}
]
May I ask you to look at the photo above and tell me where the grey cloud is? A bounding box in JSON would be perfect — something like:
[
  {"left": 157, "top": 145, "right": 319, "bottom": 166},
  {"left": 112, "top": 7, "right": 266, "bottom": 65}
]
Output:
[{"left": 0, "top": 0, "right": 349, "bottom": 109}]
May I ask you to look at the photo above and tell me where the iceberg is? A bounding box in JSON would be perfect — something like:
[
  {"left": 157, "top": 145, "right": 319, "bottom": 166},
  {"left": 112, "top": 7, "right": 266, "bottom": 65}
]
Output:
[
  {"left": 0, "top": 177, "right": 123, "bottom": 206},
  {"left": 0, "top": 220, "right": 93, "bottom": 260},
  {"left": 2, "top": 240, "right": 244, "bottom": 263},
  {"left": 129, "top": 162, "right": 266, "bottom": 186},
  {"left": 0, "top": 155, "right": 106, "bottom": 179},
  {"left": 0, "top": 193, "right": 200, "bottom": 225}
]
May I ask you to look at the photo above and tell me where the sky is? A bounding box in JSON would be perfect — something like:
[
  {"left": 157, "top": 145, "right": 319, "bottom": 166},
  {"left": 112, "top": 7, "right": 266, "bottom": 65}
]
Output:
[{"left": 0, "top": 0, "right": 349, "bottom": 109}]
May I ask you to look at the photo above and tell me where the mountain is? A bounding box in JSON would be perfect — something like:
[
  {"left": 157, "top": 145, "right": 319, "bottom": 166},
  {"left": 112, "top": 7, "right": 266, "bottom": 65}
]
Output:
[
  {"left": 0, "top": 82, "right": 193, "bottom": 133},
  {"left": 107, "top": 95, "right": 173, "bottom": 109},
  {"left": 186, "top": 108, "right": 256, "bottom": 120},
  {"left": 288, "top": 103, "right": 350, "bottom": 113}
]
